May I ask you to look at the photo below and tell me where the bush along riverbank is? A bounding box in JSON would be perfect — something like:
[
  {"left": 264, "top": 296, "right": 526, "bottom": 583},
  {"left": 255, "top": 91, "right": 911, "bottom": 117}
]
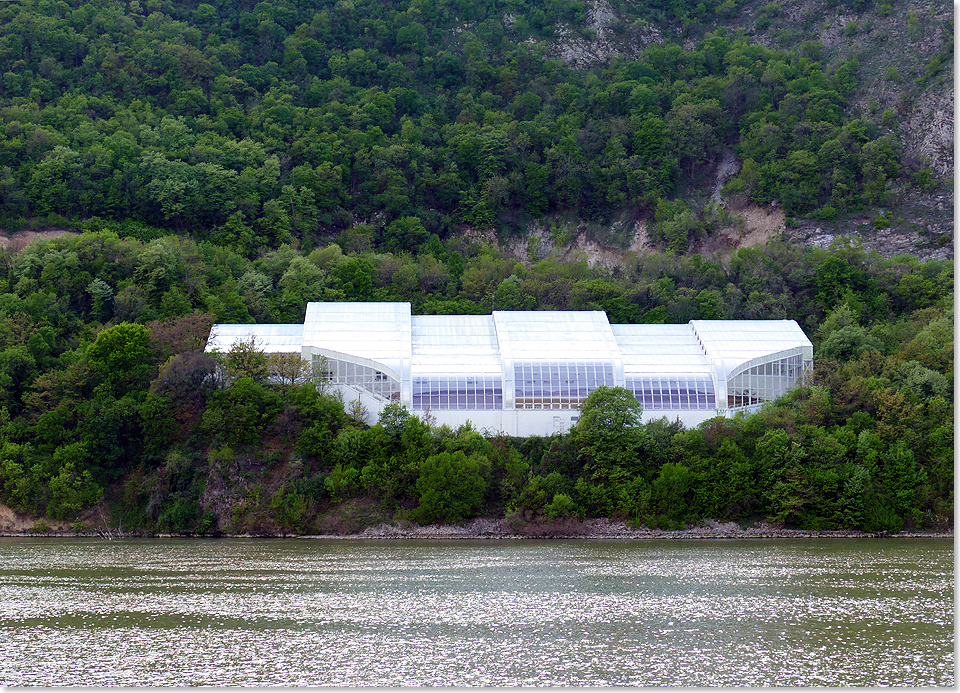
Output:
[
  {"left": 0, "top": 235, "right": 952, "bottom": 537},
  {"left": 2, "top": 362, "right": 954, "bottom": 538},
  {"left": 0, "top": 507, "right": 951, "bottom": 541}
]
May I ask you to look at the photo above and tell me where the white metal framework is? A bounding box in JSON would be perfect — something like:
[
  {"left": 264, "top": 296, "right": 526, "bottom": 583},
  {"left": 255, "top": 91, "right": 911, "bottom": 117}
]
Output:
[{"left": 206, "top": 302, "right": 813, "bottom": 436}]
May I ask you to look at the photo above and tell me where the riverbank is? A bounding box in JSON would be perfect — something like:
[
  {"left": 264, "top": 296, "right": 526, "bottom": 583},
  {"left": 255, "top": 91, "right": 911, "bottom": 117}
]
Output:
[
  {"left": 354, "top": 518, "right": 953, "bottom": 540},
  {"left": 328, "top": 517, "right": 952, "bottom": 540},
  {"left": 1, "top": 515, "right": 951, "bottom": 540}
]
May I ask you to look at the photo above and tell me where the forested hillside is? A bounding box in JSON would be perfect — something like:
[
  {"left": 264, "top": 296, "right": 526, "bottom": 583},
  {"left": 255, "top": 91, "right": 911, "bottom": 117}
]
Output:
[
  {"left": 0, "top": 229, "right": 951, "bottom": 534},
  {"left": 0, "top": 0, "right": 952, "bottom": 534},
  {"left": 0, "top": 0, "right": 952, "bottom": 248}
]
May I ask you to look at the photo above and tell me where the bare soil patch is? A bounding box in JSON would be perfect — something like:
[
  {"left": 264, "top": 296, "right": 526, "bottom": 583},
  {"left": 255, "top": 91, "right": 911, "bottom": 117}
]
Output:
[
  {"left": 568, "top": 231, "right": 627, "bottom": 269},
  {"left": 726, "top": 204, "right": 786, "bottom": 247},
  {"left": 0, "top": 228, "right": 78, "bottom": 252},
  {"left": 0, "top": 501, "right": 75, "bottom": 533}
]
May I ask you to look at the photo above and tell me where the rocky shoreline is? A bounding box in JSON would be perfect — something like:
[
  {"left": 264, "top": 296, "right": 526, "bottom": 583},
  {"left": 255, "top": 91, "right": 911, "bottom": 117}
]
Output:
[
  {"left": 338, "top": 518, "right": 952, "bottom": 540},
  {"left": 2, "top": 518, "right": 951, "bottom": 540}
]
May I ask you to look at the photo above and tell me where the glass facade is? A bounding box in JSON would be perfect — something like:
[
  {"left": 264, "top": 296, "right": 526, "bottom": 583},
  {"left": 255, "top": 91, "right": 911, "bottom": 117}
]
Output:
[
  {"left": 726, "top": 353, "right": 805, "bottom": 408},
  {"left": 626, "top": 376, "right": 716, "bottom": 411},
  {"left": 412, "top": 376, "right": 503, "bottom": 410},
  {"left": 514, "top": 361, "right": 614, "bottom": 409},
  {"left": 208, "top": 304, "right": 814, "bottom": 434},
  {"left": 316, "top": 356, "right": 401, "bottom": 402}
]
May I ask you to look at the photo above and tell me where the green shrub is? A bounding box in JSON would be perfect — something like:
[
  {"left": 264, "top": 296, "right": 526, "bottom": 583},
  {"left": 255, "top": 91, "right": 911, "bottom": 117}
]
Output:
[
  {"left": 157, "top": 498, "right": 200, "bottom": 534},
  {"left": 861, "top": 495, "right": 903, "bottom": 533},
  {"left": 544, "top": 493, "right": 577, "bottom": 519},
  {"left": 413, "top": 451, "right": 487, "bottom": 525}
]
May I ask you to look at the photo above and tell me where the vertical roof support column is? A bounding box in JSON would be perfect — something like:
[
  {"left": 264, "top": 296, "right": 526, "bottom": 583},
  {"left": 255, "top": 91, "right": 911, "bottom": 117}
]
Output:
[
  {"left": 399, "top": 304, "right": 412, "bottom": 409},
  {"left": 492, "top": 312, "right": 515, "bottom": 410},
  {"left": 596, "top": 312, "right": 625, "bottom": 387},
  {"left": 800, "top": 345, "right": 814, "bottom": 387}
]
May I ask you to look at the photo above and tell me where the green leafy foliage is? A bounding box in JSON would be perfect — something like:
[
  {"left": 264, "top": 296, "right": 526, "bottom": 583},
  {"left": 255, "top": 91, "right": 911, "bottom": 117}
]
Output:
[
  {"left": 0, "top": 0, "right": 936, "bottom": 248},
  {"left": 0, "top": 1, "right": 950, "bottom": 534},
  {"left": 574, "top": 386, "right": 652, "bottom": 484},
  {"left": 0, "top": 226, "right": 950, "bottom": 533},
  {"left": 414, "top": 451, "right": 488, "bottom": 525}
]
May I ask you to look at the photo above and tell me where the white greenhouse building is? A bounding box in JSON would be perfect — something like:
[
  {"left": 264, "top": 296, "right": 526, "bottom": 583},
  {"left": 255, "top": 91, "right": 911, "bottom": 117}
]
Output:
[{"left": 206, "top": 302, "right": 813, "bottom": 436}]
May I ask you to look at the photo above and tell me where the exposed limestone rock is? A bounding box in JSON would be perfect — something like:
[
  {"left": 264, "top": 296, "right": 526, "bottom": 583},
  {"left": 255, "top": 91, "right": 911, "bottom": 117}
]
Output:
[
  {"left": 0, "top": 228, "right": 78, "bottom": 252},
  {"left": 818, "top": 13, "right": 857, "bottom": 48},
  {"left": 549, "top": 0, "right": 662, "bottom": 66},
  {"left": 712, "top": 150, "right": 742, "bottom": 207},
  {"left": 629, "top": 219, "right": 653, "bottom": 253},
  {"left": 904, "top": 88, "right": 954, "bottom": 177}
]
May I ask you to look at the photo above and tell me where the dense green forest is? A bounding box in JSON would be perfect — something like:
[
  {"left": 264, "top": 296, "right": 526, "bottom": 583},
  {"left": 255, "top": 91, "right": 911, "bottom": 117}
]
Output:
[
  {"left": 0, "top": 0, "right": 949, "bottom": 244},
  {"left": 0, "top": 0, "right": 952, "bottom": 534},
  {"left": 0, "top": 229, "right": 951, "bottom": 533}
]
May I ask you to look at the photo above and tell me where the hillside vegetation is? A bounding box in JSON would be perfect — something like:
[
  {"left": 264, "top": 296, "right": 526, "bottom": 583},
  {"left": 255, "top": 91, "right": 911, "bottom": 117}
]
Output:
[
  {"left": 0, "top": 0, "right": 952, "bottom": 534},
  {"left": 0, "top": 0, "right": 952, "bottom": 250},
  {"left": 0, "top": 229, "right": 951, "bottom": 535}
]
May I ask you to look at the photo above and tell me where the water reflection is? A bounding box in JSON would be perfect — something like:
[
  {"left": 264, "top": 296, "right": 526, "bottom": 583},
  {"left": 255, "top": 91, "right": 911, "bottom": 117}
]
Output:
[{"left": 0, "top": 538, "right": 952, "bottom": 686}]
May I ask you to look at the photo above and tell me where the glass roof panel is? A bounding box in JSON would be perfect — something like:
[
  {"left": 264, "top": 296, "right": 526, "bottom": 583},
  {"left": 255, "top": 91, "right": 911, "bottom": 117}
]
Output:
[
  {"left": 612, "top": 324, "right": 712, "bottom": 375},
  {"left": 302, "top": 302, "right": 410, "bottom": 373},
  {"left": 206, "top": 324, "right": 303, "bottom": 354},
  {"left": 206, "top": 306, "right": 814, "bottom": 387},
  {"left": 411, "top": 315, "right": 501, "bottom": 373},
  {"left": 692, "top": 320, "right": 812, "bottom": 362},
  {"left": 493, "top": 310, "right": 619, "bottom": 360}
]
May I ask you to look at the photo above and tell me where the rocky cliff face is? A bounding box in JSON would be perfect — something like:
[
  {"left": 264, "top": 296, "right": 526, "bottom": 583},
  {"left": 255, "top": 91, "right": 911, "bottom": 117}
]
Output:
[
  {"left": 523, "top": 0, "right": 953, "bottom": 262},
  {"left": 544, "top": 0, "right": 953, "bottom": 178},
  {"left": 550, "top": 0, "right": 664, "bottom": 66},
  {"left": 904, "top": 88, "right": 954, "bottom": 178}
]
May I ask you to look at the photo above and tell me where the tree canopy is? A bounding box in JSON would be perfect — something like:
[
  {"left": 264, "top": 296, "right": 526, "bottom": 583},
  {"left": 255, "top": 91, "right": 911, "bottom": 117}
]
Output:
[
  {"left": 0, "top": 0, "right": 947, "bottom": 253},
  {"left": 0, "top": 0, "right": 951, "bottom": 536}
]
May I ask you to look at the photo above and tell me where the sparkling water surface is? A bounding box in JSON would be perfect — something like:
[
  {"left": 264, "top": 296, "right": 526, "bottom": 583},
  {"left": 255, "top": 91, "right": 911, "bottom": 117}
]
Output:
[{"left": 0, "top": 537, "right": 952, "bottom": 686}]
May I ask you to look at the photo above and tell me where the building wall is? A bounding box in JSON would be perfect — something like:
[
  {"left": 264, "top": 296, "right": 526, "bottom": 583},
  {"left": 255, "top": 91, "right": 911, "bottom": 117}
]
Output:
[
  {"left": 332, "top": 383, "right": 724, "bottom": 437},
  {"left": 209, "top": 305, "right": 813, "bottom": 437}
]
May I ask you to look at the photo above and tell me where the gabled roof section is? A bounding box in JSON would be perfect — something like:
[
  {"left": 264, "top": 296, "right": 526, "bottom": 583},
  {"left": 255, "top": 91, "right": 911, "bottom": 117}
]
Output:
[
  {"left": 611, "top": 324, "right": 712, "bottom": 375},
  {"left": 411, "top": 314, "right": 501, "bottom": 374},
  {"left": 205, "top": 323, "right": 302, "bottom": 354},
  {"left": 492, "top": 310, "right": 620, "bottom": 361},
  {"left": 302, "top": 301, "right": 411, "bottom": 375}
]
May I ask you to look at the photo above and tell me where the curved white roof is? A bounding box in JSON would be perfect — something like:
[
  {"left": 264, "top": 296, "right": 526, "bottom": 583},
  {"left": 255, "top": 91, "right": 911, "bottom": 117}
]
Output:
[
  {"left": 207, "top": 303, "right": 813, "bottom": 384},
  {"left": 302, "top": 301, "right": 410, "bottom": 375},
  {"left": 691, "top": 320, "right": 813, "bottom": 379},
  {"left": 411, "top": 315, "right": 501, "bottom": 374},
  {"left": 611, "top": 324, "right": 712, "bottom": 375},
  {"left": 206, "top": 302, "right": 814, "bottom": 434}
]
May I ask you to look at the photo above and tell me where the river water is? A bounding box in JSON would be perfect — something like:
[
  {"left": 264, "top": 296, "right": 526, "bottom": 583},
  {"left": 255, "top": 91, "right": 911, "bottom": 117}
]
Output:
[{"left": 0, "top": 537, "right": 952, "bottom": 686}]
